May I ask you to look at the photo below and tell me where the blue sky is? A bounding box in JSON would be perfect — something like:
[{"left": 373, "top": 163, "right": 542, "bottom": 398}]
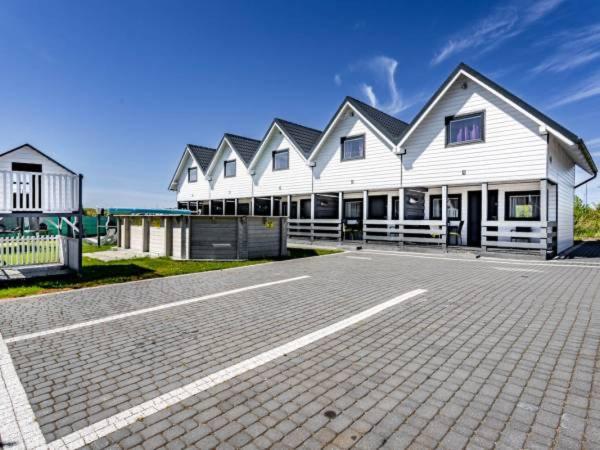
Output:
[{"left": 1, "top": 0, "right": 600, "bottom": 207}]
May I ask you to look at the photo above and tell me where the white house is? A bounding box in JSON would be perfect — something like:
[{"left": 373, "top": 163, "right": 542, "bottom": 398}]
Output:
[{"left": 169, "top": 63, "right": 597, "bottom": 257}]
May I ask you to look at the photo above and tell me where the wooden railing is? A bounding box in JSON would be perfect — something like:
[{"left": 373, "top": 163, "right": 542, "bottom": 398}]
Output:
[
  {"left": 364, "top": 219, "right": 447, "bottom": 246},
  {"left": 0, "top": 171, "right": 79, "bottom": 214},
  {"left": 288, "top": 219, "right": 342, "bottom": 240},
  {"left": 0, "top": 234, "right": 61, "bottom": 267},
  {"left": 482, "top": 221, "right": 557, "bottom": 256}
]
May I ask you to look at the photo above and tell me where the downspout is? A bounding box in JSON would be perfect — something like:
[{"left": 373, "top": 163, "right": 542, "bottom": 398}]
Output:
[{"left": 575, "top": 172, "right": 597, "bottom": 189}]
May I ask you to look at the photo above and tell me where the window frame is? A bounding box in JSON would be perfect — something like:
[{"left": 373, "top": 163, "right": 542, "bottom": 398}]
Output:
[
  {"left": 187, "top": 167, "right": 198, "bottom": 183},
  {"left": 504, "top": 190, "right": 541, "bottom": 221},
  {"left": 272, "top": 149, "right": 289, "bottom": 171},
  {"left": 429, "top": 194, "right": 462, "bottom": 220},
  {"left": 224, "top": 159, "right": 236, "bottom": 178},
  {"left": 340, "top": 134, "right": 366, "bottom": 161},
  {"left": 445, "top": 111, "right": 485, "bottom": 147}
]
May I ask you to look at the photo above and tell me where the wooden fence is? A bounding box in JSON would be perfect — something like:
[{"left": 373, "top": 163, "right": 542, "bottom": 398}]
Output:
[{"left": 0, "top": 235, "right": 61, "bottom": 266}]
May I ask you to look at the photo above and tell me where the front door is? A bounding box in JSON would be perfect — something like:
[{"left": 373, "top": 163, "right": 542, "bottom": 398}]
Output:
[{"left": 467, "top": 191, "right": 482, "bottom": 247}]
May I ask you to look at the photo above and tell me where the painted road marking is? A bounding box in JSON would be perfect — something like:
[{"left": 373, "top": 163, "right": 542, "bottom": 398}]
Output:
[
  {"left": 6, "top": 276, "right": 310, "bottom": 343},
  {"left": 44, "top": 288, "right": 427, "bottom": 449},
  {"left": 0, "top": 332, "right": 46, "bottom": 450},
  {"left": 345, "top": 256, "right": 372, "bottom": 260}
]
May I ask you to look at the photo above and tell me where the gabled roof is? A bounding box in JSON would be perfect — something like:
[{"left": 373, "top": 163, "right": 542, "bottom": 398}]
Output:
[
  {"left": 398, "top": 62, "right": 597, "bottom": 175},
  {"left": 345, "top": 97, "right": 409, "bottom": 144},
  {"left": 187, "top": 144, "right": 216, "bottom": 174},
  {"left": 0, "top": 143, "right": 77, "bottom": 175},
  {"left": 274, "top": 118, "right": 322, "bottom": 159},
  {"left": 223, "top": 133, "right": 261, "bottom": 167},
  {"left": 168, "top": 144, "right": 216, "bottom": 190},
  {"left": 309, "top": 96, "right": 409, "bottom": 161}
]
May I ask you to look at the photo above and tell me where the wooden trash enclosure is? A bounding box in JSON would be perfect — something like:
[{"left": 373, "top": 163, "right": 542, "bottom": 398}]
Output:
[{"left": 117, "top": 215, "right": 287, "bottom": 260}]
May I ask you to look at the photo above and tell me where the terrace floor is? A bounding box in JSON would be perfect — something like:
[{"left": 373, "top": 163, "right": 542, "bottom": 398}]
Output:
[{"left": 0, "top": 247, "right": 599, "bottom": 449}]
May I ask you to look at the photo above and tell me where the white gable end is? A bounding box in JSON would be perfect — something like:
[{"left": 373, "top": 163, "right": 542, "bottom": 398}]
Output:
[
  {"left": 209, "top": 143, "right": 252, "bottom": 199},
  {"left": 312, "top": 106, "right": 401, "bottom": 193},
  {"left": 403, "top": 75, "right": 547, "bottom": 187},
  {"left": 253, "top": 130, "right": 312, "bottom": 196},
  {"left": 0, "top": 145, "right": 73, "bottom": 175},
  {"left": 175, "top": 153, "right": 210, "bottom": 202}
]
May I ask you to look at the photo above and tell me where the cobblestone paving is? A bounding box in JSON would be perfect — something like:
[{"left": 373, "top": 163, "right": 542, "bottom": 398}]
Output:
[{"left": 1, "top": 250, "right": 599, "bottom": 449}]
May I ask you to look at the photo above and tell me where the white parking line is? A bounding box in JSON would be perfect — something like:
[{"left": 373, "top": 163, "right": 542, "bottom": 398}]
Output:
[
  {"left": 345, "top": 256, "right": 372, "bottom": 260},
  {"left": 6, "top": 276, "right": 310, "bottom": 344},
  {"left": 44, "top": 288, "right": 427, "bottom": 449},
  {"left": 492, "top": 266, "right": 543, "bottom": 273},
  {"left": 0, "top": 332, "right": 46, "bottom": 450}
]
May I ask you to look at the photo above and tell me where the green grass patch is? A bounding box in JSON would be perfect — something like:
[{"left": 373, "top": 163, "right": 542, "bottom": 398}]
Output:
[
  {"left": 0, "top": 246, "right": 341, "bottom": 300},
  {"left": 82, "top": 242, "right": 114, "bottom": 253}
]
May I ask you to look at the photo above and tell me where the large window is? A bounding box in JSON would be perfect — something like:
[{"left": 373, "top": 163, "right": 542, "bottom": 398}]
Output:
[
  {"left": 188, "top": 167, "right": 197, "bottom": 183},
  {"left": 505, "top": 191, "right": 540, "bottom": 220},
  {"left": 344, "top": 200, "right": 363, "bottom": 219},
  {"left": 224, "top": 160, "right": 236, "bottom": 178},
  {"left": 272, "top": 150, "right": 289, "bottom": 171},
  {"left": 430, "top": 194, "right": 462, "bottom": 220},
  {"left": 446, "top": 112, "right": 484, "bottom": 146},
  {"left": 341, "top": 135, "right": 365, "bottom": 161}
]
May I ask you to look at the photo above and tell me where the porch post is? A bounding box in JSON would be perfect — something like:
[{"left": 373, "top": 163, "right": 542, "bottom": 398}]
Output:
[
  {"left": 234, "top": 198, "right": 238, "bottom": 216},
  {"left": 310, "top": 193, "right": 315, "bottom": 241},
  {"left": 270, "top": 196, "right": 274, "bottom": 216},
  {"left": 123, "top": 217, "right": 131, "bottom": 249},
  {"left": 287, "top": 195, "right": 291, "bottom": 218},
  {"left": 441, "top": 185, "right": 448, "bottom": 251},
  {"left": 164, "top": 216, "right": 173, "bottom": 257},
  {"left": 540, "top": 179, "right": 548, "bottom": 257},
  {"left": 250, "top": 197, "right": 255, "bottom": 216},
  {"left": 398, "top": 188, "right": 405, "bottom": 247},
  {"left": 338, "top": 191, "right": 343, "bottom": 242},
  {"left": 481, "top": 183, "right": 488, "bottom": 252},
  {"left": 208, "top": 199, "right": 212, "bottom": 215},
  {"left": 386, "top": 193, "right": 392, "bottom": 239},
  {"left": 142, "top": 217, "right": 150, "bottom": 253},
  {"left": 363, "top": 190, "right": 368, "bottom": 242},
  {"left": 222, "top": 200, "right": 225, "bottom": 215}
]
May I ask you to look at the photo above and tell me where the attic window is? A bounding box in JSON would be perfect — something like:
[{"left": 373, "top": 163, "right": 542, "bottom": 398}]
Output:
[
  {"left": 272, "top": 150, "right": 289, "bottom": 171},
  {"left": 341, "top": 135, "right": 365, "bottom": 161},
  {"left": 224, "top": 160, "right": 236, "bottom": 177},
  {"left": 188, "top": 167, "right": 198, "bottom": 183},
  {"left": 446, "top": 112, "right": 484, "bottom": 146}
]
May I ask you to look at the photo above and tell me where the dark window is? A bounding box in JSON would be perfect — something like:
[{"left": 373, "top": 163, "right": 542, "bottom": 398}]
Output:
[
  {"left": 341, "top": 135, "right": 365, "bottom": 161},
  {"left": 177, "top": 202, "right": 188, "bottom": 210},
  {"left": 281, "top": 201, "right": 288, "bottom": 217},
  {"left": 430, "top": 194, "right": 462, "bottom": 220},
  {"left": 188, "top": 167, "right": 197, "bottom": 183},
  {"left": 12, "top": 162, "right": 42, "bottom": 172},
  {"left": 188, "top": 201, "right": 198, "bottom": 212},
  {"left": 505, "top": 191, "right": 540, "bottom": 220},
  {"left": 300, "top": 199, "right": 311, "bottom": 219},
  {"left": 446, "top": 112, "right": 484, "bottom": 146},
  {"left": 487, "top": 190, "right": 499, "bottom": 221},
  {"left": 212, "top": 200, "right": 224, "bottom": 214},
  {"left": 237, "top": 202, "right": 249, "bottom": 215},
  {"left": 291, "top": 201, "right": 298, "bottom": 218},
  {"left": 344, "top": 200, "right": 363, "bottom": 220},
  {"left": 224, "top": 160, "right": 236, "bottom": 177},
  {"left": 272, "top": 150, "right": 289, "bottom": 171},
  {"left": 254, "top": 198, "right": 270, "bottom": 216},
  {"left": 368, "top": 196, "right": 387, "bottom": 220}
]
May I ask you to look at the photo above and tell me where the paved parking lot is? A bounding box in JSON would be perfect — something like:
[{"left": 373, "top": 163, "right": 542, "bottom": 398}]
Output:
[{"left": 1, "top": 249, "right": 599, "bottom": 449}]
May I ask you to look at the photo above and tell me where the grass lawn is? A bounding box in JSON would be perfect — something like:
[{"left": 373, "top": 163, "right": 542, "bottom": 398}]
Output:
[
  {"left": 82, "top": 242, "right": 114, "bottom": 253},
  {"left": 0, "top": 247, "right": 340, "bottom": 300}
]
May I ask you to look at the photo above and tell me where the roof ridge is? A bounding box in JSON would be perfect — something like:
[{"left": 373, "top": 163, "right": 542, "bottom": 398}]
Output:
[
  {"left": 274, "top": 118, "right": 322, "bottom": 133},
  {"left": 187, "top": 144, "right": 216, "bottom": 151},
  {"left": 224, "top": 132, "right": 261, "bottom": 143},
  {"left": 345, "top": 96, "right": 410, "bottom": 126}
]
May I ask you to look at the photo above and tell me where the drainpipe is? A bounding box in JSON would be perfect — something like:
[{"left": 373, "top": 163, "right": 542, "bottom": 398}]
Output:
[{"left": 575, "top": 172, "right": 597, "bottom": 189}]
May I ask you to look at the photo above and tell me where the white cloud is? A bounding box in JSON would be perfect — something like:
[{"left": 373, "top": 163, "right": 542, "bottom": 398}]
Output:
[
  {"left": 587, "top": 137, "right": 600, "bottom": 149},
  {"left": 432, "top": 0, "right": 564, "bottom": 65},
  {"left": 334, "top": 74, "right": 342, "bottom": 86},
  {"left": 548, "top": 71, "right": 600, "bottom": 108},
  {"left": 532, "top": 23, "right": 600, "bottom": 74},
  {"left": 360, "top": 56, "right": 409, "bottom": 115}
]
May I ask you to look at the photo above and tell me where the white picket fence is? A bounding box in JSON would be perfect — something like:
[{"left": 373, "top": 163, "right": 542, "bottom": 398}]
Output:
[{"left": 0, "top": 235, "right": 61, "bottom": 267}]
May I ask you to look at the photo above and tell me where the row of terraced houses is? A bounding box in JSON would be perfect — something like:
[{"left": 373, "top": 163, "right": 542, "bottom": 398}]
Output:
[{"left": 169, "top": 63, "right": 597, "bottom": 258}]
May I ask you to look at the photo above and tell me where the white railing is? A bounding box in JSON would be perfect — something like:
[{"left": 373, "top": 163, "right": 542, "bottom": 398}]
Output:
[
  {"left": 0, "top": 234, "right": 61, "bottom": 267},
  {"left": 0, "top": 171, "right": 79, "bottom": 213},
  {"left": 482, "top": 221, "right": 557, "bottom": 256},
  {"left": 288, "top": 218, "right": 342, "bottom": 240},
  {"left": 364, "top": 219, "right": 447, "bottom": 246}
]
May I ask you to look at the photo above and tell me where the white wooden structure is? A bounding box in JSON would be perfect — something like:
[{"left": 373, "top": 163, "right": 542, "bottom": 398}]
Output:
[
  {"left": 0, "top": 144, "right": 83, "bottom": 272},
  {"left": 170, "top": 63, "right": 597, "bottom": 258}
]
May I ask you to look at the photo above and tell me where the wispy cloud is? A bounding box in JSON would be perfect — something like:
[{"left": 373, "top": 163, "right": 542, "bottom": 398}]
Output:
[
  {"left": 532, "top": 23, "right": 600, "bottom": 74},
  {"left": 431, "top": 0, "right": 564, "bottom": 65},
  {"left": 334, "top": 74, "right": 342, "bottom": 86},
  {"left": 586, "top": 137, "right": 600, "bottom": 149},
  {"left": 548, "top": 71, "right": 600, "bottom": 108},
  {"left": 360, "top": 56, "right": 410, "bottom": 115}
]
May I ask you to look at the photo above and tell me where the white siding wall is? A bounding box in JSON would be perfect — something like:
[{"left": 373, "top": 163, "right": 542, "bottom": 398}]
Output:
[
  {"left": 130, "top": 225, "right": 144, "bottom": 251},
  {"left": 403, "top": 75, "right": 547, "bottom": 187},
  {"left": 548, "top": 136, "right": 575, "bottom": 253},
  {"left": 176, "top": 154, "right": 210, "bottom": 202},
  {"left": 0, "top": 145, "right": 73, "bottom": 175},
  {"left": 312, "top": 105, "right": 402, "bottom": 192},
  {"left": 149, "top": 225, "right": 165, "bottom": 256},
  {"left": 253, "top": 131, "right": 312, "bottom": 196},
  {"left": 210, "top": 144, "right": 253, "bottom": 199}
]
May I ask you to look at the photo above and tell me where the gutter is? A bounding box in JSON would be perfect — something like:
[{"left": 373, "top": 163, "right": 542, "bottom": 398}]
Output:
[
  {"left": 575, "top": 171, "right": 597, "bottom": 189},
  {"left": 574, "top": 139, "right": 598, "bottom": 189}
]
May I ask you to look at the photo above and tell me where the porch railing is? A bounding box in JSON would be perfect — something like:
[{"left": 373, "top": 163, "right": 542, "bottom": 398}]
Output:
[
  {"left": 0, "top": 234, "right": 61, "bottom": 267},
  {"left": 288, "top": 219, "right": 342, "bottom": 240},
  {"left": 0, "top": 171, "right": 80, "bottom": 214},
  {"left": 364, "top": 219, "right": 447, "bottom": 246},
  {"left": 482, "top": 221, "right": 557, "bottom": 256}
]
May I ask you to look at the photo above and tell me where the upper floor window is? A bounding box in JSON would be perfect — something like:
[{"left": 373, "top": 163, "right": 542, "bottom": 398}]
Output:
[
  {"left": 188, "top": 167, "right": 197, "bottom": 183},
  {"left": 224, "top": 160, "right": 236, "bottom": 177},
  {"left": 446, "top": 112, "right": 484, "bottom": 146},
  {"left": 505, "top": 191, "right": 540, "bottom": 220},
  {"left": 272, "top": 149, "right": 289, "bottom": 171},
  {"left": 341, "top": 135, "right": 365, "bottom": 161}
]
